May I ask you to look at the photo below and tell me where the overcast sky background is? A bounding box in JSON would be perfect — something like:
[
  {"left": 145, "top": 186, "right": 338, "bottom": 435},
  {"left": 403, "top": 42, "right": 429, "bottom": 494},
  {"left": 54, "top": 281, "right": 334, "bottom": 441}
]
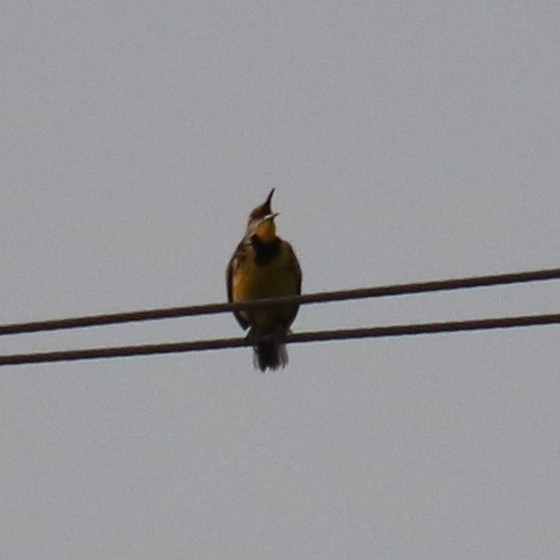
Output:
[{"left": 2, "top": 2, "right": 560, "bottom": 558}]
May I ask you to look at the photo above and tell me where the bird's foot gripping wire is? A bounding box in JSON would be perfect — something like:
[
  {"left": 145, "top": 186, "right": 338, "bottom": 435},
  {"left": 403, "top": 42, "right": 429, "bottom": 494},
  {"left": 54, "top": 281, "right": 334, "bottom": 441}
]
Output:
[{"left": 246, "top": 327, "right": 289, "bottom": 372}]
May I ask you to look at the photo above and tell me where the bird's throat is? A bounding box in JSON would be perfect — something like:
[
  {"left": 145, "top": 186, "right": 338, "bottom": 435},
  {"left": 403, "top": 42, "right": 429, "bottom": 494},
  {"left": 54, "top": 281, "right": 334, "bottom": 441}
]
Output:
[{"left": 254, "top": 219, "right": 276, "bottom": 243}]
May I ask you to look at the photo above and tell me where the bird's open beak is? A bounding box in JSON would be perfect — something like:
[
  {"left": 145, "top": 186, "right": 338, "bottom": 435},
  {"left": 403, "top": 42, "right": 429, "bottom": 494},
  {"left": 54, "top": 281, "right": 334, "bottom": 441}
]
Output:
[
  {"left": 262, "top": 188, "right": 275, "bottom": 213},
  {"left": 259, "top": 212, "right": 279, "bottom": 224}
]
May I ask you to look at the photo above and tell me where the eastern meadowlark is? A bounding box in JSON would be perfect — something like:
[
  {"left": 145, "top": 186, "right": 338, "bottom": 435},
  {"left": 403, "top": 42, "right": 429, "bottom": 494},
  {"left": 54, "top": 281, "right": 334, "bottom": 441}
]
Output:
[{"left": 226, "top": 189, "right": 302, "bottom": 371}]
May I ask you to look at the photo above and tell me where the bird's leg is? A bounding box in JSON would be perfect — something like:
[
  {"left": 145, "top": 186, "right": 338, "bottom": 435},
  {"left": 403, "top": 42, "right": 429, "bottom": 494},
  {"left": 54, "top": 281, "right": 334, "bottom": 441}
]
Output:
[
  {"left": 246, "top": 327, "right": 261, "bottom": 345},
  {"left": 272, "top": 325, "right": 288, "bottom": 342},
  {"left": 246, "top": 326, "right": 287, "bottom": 345}
]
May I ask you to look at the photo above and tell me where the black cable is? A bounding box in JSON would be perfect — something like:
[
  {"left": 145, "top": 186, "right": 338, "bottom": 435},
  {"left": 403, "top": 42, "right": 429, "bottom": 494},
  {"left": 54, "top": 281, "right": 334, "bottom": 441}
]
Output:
[
  {"left": 1, "top": 267, "right": 559, "bottom": 336},
  {"left": 1, "top": 312, "right": 558, "bottom": 366}
]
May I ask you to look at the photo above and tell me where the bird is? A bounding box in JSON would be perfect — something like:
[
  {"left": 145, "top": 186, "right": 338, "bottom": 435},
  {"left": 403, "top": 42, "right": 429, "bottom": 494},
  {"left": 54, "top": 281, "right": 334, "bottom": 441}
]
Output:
[{"left": 226, "top": 189, "right": 302, "bottom": 372}]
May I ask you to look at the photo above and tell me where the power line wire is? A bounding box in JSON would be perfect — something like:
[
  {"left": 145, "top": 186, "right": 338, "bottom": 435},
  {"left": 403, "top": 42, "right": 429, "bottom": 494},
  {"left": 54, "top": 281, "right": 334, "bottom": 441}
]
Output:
[
  {"left": 1, "top": 312, "right": 558, "bottom": 366},
  {"left": 1, "top": 267, "right": 559, "bottom": 336}
]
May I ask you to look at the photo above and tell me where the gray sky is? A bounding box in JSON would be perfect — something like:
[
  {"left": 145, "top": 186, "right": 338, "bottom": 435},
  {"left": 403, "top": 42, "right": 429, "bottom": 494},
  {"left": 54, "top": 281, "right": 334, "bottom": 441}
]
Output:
[{"left": 2, "top": 2, "right": 560, "bottom": 558}]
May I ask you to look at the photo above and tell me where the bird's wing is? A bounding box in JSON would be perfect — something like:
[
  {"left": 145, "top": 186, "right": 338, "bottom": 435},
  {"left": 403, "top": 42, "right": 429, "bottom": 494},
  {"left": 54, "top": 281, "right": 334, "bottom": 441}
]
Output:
[
  {"left": 279, "top": 240, "right": 302, "bottom": 330},
  {"left": 226, "top": 241, "right": 250, "bottom": 329},
  {"left": 287, "top": 241, "right": 302, "bottom": 295}
]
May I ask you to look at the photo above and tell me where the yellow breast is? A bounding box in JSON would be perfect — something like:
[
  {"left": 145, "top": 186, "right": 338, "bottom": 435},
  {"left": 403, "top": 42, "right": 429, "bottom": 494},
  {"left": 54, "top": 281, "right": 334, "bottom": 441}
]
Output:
[{"left": 231, "top": 241, "right": 301, "bottom": 332}]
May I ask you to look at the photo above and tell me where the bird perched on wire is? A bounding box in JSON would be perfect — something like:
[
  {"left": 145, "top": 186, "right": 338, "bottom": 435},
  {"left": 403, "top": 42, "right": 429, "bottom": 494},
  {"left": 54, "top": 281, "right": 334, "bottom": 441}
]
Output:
[{"left": 226, "top": 189, "right": 302, "bottom": 372}]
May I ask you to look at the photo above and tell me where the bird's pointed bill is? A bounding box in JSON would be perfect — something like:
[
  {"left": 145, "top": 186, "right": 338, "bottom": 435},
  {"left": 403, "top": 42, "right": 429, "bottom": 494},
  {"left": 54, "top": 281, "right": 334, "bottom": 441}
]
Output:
[{"left": 263, "top": 188, "right": 275, "bottom": 213}]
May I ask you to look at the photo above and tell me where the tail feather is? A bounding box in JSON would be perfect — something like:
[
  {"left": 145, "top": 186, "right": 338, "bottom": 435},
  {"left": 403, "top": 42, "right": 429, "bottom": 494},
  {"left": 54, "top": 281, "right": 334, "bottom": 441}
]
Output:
[{"left": 252, "top": 335, "right": 288, "bottom": 372}]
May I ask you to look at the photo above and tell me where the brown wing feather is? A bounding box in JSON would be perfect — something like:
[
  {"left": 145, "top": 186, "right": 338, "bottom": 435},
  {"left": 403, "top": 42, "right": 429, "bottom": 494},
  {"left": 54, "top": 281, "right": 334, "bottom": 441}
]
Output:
[
  {"left": 282, "top": 240, "right": 302, "bottom": 329},
  {"left": 226, "top": 241, "right": 250, "bottom": 329},
  {"left": 291, "top": 243, "right": 302, "bottom": 295}
]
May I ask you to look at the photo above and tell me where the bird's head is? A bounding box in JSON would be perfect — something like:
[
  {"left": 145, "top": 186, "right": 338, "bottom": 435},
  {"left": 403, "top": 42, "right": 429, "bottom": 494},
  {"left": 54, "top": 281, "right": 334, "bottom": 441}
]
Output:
[{"left": 246, "top": 188, "right": 279, "bottom": 243}]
